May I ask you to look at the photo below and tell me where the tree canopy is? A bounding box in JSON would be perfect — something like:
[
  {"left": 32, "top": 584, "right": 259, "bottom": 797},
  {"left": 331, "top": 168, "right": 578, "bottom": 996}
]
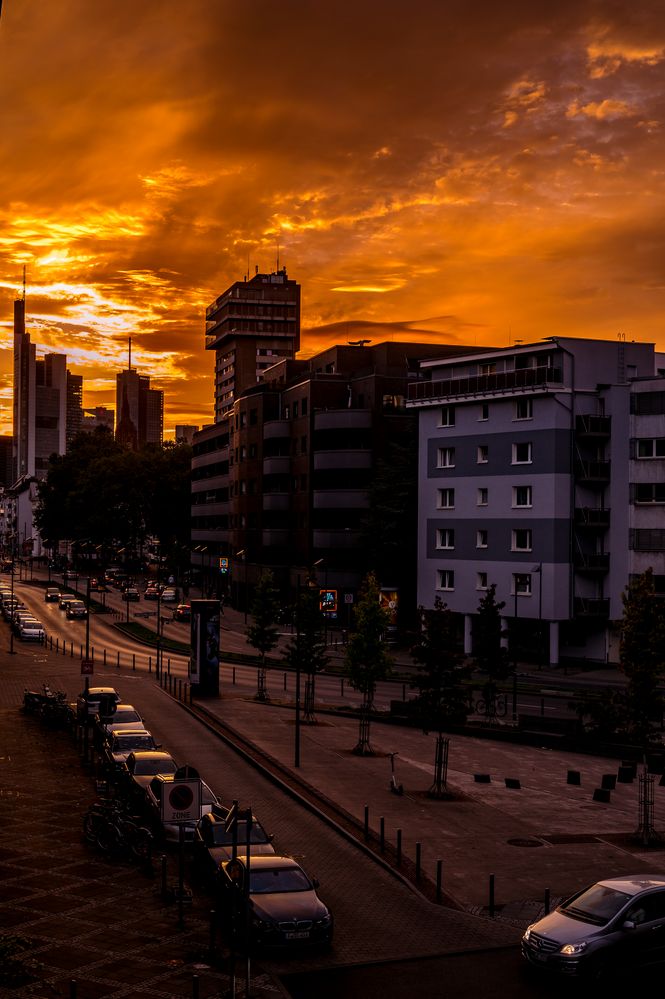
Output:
[{"left": 411, "top": 597, "right": 470, "bottom": 732}]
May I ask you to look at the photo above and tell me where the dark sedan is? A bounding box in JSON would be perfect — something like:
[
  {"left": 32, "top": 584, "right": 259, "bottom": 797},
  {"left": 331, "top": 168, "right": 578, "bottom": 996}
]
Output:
[
  {"left": 217, "top": 855, "right": 333, "bottom": 950},
  {"left": 193, "top": 805, "right": 275, "bottom": 880},
  {"left": 522, "top": 875, "right": 665, "bottom": 979},
  {"left": 102, "top": 729, "right": 159, "bottom": 774}
]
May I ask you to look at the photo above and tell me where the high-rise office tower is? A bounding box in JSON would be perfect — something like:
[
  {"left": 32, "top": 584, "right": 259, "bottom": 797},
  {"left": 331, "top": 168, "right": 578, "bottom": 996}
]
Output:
[
  {"left": 115, "top": 369, "right": 163, "bottom": 448},
  {"left": 205, "top": 268, "right": 301, "bottom": 422}
]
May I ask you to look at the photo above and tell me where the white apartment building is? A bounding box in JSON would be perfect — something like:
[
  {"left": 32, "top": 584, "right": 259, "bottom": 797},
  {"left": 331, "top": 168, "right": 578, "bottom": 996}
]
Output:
[{"left": 408, "top": 337, "right": 665, "bottom": 666}]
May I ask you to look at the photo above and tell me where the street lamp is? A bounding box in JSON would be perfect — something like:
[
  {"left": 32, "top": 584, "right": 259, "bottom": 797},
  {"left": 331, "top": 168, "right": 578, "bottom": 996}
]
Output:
[
  {"left": 236, "top": 550, "right": 247, "bottom": 624},
  {"left": 312, "top": 558, "right": 326, "bottom": 646},
  {"left": 8, "top": 536, "right": 16, "bottom": 655},
  {"left": 532, "top": 563, "right": 543, "bottom": 668}
]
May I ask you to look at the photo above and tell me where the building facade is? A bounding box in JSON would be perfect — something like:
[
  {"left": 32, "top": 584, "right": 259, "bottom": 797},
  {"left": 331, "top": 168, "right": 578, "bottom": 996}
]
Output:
[
  {"left": 408, "top": 337, "right": 665, "bottom": 665},
  {"left": 115, "top": 369, "right": 163, "bottom": 448}
]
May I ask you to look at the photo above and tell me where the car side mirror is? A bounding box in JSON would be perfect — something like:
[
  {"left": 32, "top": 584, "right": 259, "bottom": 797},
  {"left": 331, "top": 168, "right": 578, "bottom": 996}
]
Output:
[
  {"left": 312, "top": 877, "right": 320, "bottom": 889},
  {"left": 623, "top": 920, "right": 636, "bottom": 931},
  {"left": 268, "top": 833, "right": 274, "bottom": 842},
  {"left": 155, "top": 743, "right": 162, "bottom": 749}
]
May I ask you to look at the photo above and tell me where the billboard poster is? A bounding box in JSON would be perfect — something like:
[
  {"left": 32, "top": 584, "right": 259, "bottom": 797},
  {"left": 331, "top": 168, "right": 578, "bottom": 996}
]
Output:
[
  {"left": 379, "top": 588, "right": 399, "bottom": 645},
  {"left": 190, "top": 599, "right": 220, "bottom": 696}
]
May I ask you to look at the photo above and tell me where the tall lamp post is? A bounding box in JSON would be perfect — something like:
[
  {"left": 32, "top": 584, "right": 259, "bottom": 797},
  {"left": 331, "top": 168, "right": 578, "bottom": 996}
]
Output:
[
  {"left": 8, "top": 536, "right": 16, "bottom": 655},
  {"left": 532, "top": 563, "right": 543, "bottom": 668},
  {"left": 235, "top": 550, "right": 247, "bottom": 624},
  {"left": 312, "top": 558, "right": 326, "bottom": 646}
]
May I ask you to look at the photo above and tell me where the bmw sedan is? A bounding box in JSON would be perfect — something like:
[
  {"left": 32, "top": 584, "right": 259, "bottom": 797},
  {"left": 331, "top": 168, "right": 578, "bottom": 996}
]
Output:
[{"left": 522, "top": 875, "right": 665, "bottom": 979}]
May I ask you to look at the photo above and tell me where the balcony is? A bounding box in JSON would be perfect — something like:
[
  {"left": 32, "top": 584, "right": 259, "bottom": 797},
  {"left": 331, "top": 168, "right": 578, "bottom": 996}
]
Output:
[
  {"left": 262, "top": 494, "right": 290, "bottom": 512},
  {"left": 407, "top": 365, "right": 563, "bottom": 404},
  {"left": 575, "top": 460, "right": 611, "bottom": 484},
  {"left": 574, "top": 597, "right": 610, "bottom": 617},
  {"left": 312, "top": 528, "right": 361, "bottom": 549},
  {"left": 263, "top": 420, "right": 290, "bottom": 440},
  {"left": 314, "top": 410, "right": 372, "bottom": 431},
  {"left": 263, "top": 456, "right": 290, "bottom": 475},
  {"left": 261, "top": 529, "right": 290, "bottom": 547},
  {"left": 574, "top": 553, "right": 610, "bottom": 573},
  {"left": 313, "top": 490, "right": 369, "bottom": 509},
  {"left": 574, "top": 507, "right": 611, "bottom": 529},
  {"left": 314, "top": 451, "right": 371, "bottom": 471},
  {"left": 575, "top": 415, "right": 611, "bottom": 439}
]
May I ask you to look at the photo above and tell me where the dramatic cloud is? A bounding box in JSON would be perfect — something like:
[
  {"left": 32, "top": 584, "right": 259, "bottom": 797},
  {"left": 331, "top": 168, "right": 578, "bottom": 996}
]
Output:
[{"left": 0, "top": 0, "right": 664, "bottom": 435}]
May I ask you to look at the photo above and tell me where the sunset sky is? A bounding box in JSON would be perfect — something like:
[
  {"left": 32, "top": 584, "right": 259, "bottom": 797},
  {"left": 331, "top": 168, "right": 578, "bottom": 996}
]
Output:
[{"left": 1, "top": 0, "right": 664, "bottom": 436}]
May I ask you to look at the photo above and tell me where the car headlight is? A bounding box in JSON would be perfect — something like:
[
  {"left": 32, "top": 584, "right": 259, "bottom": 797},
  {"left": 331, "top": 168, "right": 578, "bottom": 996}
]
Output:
[
  {"left": 314, "top": 914, "right": 332, "bottom": 928},
  {"left": 523, "top": 925, "right": 533, "bottom": 941},
  {"left": 560, "top": 942, "right": 587, "bottom": 956}
]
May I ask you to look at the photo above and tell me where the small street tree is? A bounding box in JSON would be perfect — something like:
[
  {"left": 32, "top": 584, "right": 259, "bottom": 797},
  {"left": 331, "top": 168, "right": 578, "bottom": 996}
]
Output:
[
  {"left": 411, "top": 597, "right": 470, "bottom": 796},
  {"left": 345, "top": 572, "right": 393, "bottom": 755},
  {"left": 246, "top": 570, "right": 280, "bottom": 702},
  {"left": 620, "top": 568, "right": 665, "bottom": 746},
  {"left": 473, "top": 584, "right": 511, "bottom": 722},
  {"left": 283, "top": 583, "right": 329, "bottom": 723}
]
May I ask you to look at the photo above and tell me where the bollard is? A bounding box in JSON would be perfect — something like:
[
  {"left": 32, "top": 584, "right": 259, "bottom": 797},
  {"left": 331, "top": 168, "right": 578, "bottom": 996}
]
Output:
[
  {"left": 415, "top": 842, "right": 422, "bottom": 882},
  {"left": 132, "top": 653, "right": 135, "bottom": 670},
  {"left": 91, "top": 646, "right": 95, "bottom": 661},
  {"left": 117, "top": 650, "right": 120, "bottom": 668},
  {"left": 402, "top": 683, "right": 406, "bottom": 702},
  {"left": 103, "top": 648, "right": 107, "bottom": 666},
  {"left": 540, "top": 697, "right": 545, "bottom": 717},
  {"left": 80, "top": 644, "right": 83, "bottom": 658},
  {"left": 396, "top": 828, "right": 402, "bottom": 865},
  {"left": 178, "top": 679, "right": 182, "bottom": 700},
  {"left": 161, "top": 855, "right": 167, "bottom": 898},
  {"left": 208, "top": 909, "right": 216, "bottom": 958},
  {"left": 436, "top": 859, "right": 443, "bottom": 903},
  {"left": 192, "top": 973, "right": 200, "bottom": 999},
  {"left": 168, "top": 658, "right": 171, "bottom": 675},
  {"left": 489, "top": 873, "right": 496, "bottom": 917},
  {"left": 380, "top": 817, "right": 385, "bottom": 852},
  {"left": 56, "top": 637, "right": 59, "bottom": 653},
  {"left": 70, "top": 981, "right": 77, "bottom": 999},
  {"left": 341, "top": 678, "right": 344, "bottom": 697},
  {"left": 232, "top": 666, "right": 236, "bottom": 685},
  {"left": 364, "top": 805, "right": 369, "bottom": 840},
  {"left": 544, "top": 887, "right": 551, "bottom": 915},
  {"left": 284, "top": 672, "right": 287, "bottom": 691},
  {"left": 149, "top": 656, "right": 152, "bottom": 673}
]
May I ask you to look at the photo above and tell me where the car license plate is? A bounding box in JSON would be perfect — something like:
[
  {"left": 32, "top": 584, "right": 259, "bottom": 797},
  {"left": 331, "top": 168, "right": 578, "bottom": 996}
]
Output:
[{"left": 285, "top": 930, "right": 310, "bottom": 940}]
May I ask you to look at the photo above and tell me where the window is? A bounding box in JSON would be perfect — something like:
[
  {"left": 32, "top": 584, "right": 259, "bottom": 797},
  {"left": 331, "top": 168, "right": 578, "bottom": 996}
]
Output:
[
  {"left": 301, "top": 435, "right": 307, "bottom": 454},
  {"left": 249, "top": 408, "right": 258, "bottom": 426},
  {"left": 634, "top": 483, "right": 665, "bottom": 504},
  {"left": 512, "top": 529, "right": 532, "bottom": 551},
  {"left": 512, "top": 442, "right": 532, "bottom": 464},
  {"left": 437, "top": 529, "right": 455, "bottom": 550},
  {"left": 437, "top": 488, "right": 455, "bottom": 509},
  {"left": 515, "top": 398, "right": 533, "bottom": 420},
  {"left": 479, "top": 362, "right": 496, "bottom": 376},
  {"left": 301, "top": 398, "right": 308, "bottom": 416},
  {"left": 513, "top": 485, "right": 533, "bottom": 508},
  {"left": 437, "top": 447, "right": 455, "bottom": 468},
  {"left": 513, "top": 573, "right": 532, "bottom": 595},
  {"left": 293, "top": 401, "right": 299, "bottom": 419},
  {"left": 239, "top": 445, "right": 247, "bottom": 461},
  {"left": 477, "top": 444, "right": 489, "bottom": 464},
  {"left": 477, "top": 572, "right": 488, "bottom": 590},
  {"left": 437, "top": 569, "right": 455, "bottom": 591},
  {"left": 479, "top": 403, "right": 489, "bottom": 421},
  {"left": 249, "top": 444, "right": 257, "bottom": 459},
  {"left": 476, "top": 530, "right": 488, "bottom": 548},
  {"left": 239, "top": 480, "right": 247, "bottom": 495},
  {"left": 636, "top": 438, "right": 665, "bottom": 458},
  {"left": 440, "top": 405, "right": 455, "bottom": 427},
  {"left": 239, "top": 412, "right": 247, "bottom": 428},
  {"left": 284, "top": 405, "right": 290, "bottom": 419},
  {"left": 477, "top": 487, "right": 488, "bottom": 506}
]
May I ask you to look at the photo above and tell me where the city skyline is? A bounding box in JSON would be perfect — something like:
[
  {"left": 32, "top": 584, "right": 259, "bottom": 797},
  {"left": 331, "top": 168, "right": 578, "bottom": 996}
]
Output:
[{"left": 1, "top": 1, "right": 664, "bottom": 436}]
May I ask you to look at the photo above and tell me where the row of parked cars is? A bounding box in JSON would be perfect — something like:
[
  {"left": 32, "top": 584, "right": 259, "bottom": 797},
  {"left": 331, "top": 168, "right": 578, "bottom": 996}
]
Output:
[
  {"left": 77, "top": 685, "right": 333, "bottom": 949},
  {"left": 0, "top": 581, "right": 46, "bottom": 641}
]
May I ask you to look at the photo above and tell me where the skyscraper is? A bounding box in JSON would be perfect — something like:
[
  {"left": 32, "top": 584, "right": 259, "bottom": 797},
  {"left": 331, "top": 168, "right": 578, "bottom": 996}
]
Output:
[{"left": 115, "top": 369, "right": 163, "bottom": 448}]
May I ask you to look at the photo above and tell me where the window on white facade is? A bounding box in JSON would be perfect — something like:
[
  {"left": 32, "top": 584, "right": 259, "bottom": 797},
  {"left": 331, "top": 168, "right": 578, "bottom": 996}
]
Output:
[
  {"left": 512, "top": 442, "right": 533, "bottom": 464},
  {"left": 476, "top": 529, "right": 488, "bottom": 548},
  {"left": 437, "top": 447, "right": 455, "bottom": 468},
  {"left": 513, "top": 485, "right": 533, "bottom": 508},
  {"left": 477, "top": 487, "right": 488, "bottom": 506},
  {"left": 477, "top": 572, "right": 488, "bottom": 590},
  {"left": 437, "top": 488, "right": 455, "bottom": 509},
  {"left": 636, "top": 438, "right": 665, "bottom": 458},
  {"left": 477, "top": 444, "right": 489, "bottom": 464},
  {"left": 437, "top": 569, "right": 455, "bottom": 591},
  {"left": 437, "top": 529, "right": 455, "bottom": 550},
  {"left": 440, "top": 405, "right": 455, "bottom": 427},
  {"left": 479, "top": 403, "right": 489, "bottom": 421},
  {"left": 634, "top": 483, "right": 665, "bottom": 503},
  {"left": 515, "top": 398, "right": 533, "bottom": 420},
  {"left": 513, "top": 573, "right": 532, "bottom": 595},
  {"left": 512, "top": 529, "right": 532, "bottom": 551}
]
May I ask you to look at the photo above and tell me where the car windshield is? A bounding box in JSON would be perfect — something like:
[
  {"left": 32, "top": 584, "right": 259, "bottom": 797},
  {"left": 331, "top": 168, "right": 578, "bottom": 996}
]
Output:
[
  {"left": 212, "top": 820, "right": 269, "bottom": 847},
  {"left": 133, "top": 758, "right": 177, "bottom": 776},
  {"left": 561, "top": 884, "right": 632, "bottom": 925},
  {"left": 113, "top": 735, "right": 153, "bottom": 752},
  {"left": 109, "top": 710, "right": 141, "bottom": 723},
  {"left": 249, "top": 868, "right": 311, "bottom": 894}
]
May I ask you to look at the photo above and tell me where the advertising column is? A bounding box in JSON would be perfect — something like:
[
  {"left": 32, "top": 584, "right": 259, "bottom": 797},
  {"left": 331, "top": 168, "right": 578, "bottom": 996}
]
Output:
[{"left": 189, "top": 599, "right": 220, "bottom": 697}]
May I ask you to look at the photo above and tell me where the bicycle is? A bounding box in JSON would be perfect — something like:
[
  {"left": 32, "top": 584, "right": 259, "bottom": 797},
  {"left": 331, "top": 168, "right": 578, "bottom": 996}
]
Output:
[{"left": 83, "top": 798, "right": 153, "bottom": 863}]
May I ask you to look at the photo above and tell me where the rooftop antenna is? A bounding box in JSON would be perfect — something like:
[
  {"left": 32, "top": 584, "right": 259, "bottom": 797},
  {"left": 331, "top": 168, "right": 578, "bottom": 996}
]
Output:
[
  {"left": 22, "top": 265, "right": 26, "bottom": 302},
  {"left": 276, "top": 237, "right": 280, "bottom": 273},
  {"left": 128, "top": 336, "right": 132, "bottom": 371},
  {"left": 246, "top": 251, "right": 250, "bottom": 282}
]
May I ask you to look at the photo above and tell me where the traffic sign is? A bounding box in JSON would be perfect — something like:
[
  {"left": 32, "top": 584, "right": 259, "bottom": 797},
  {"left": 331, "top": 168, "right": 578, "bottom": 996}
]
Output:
[
  {"left": 162, "top": 779, "right": 202, "bottom": 824},
  {"left": 80, "top": 658, "right": 94, "bottom": 676},
  {"left": 219, "top": 557, "right": 229, "bottom": 573}
]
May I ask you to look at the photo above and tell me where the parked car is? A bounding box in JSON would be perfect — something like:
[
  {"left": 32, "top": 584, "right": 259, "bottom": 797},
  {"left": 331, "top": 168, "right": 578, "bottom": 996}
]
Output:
[
  {"left": 217, "top": 855, "right": 333, "bottom": 949},
  {"left": 66, "top": 600, "right": 88, "bottom": 619},
  {"left": 122, "top": 587, "right": 140, "bottom": 602},
  {"left": 76, "top": 686, "right": 121, "bottom": 722},
  {"left": 121, "top": 750, "right": 179, "bottom": 802},
  {"left": 173, "top": 604, "right": 191, "bottom": 622},
  {"left": 44, "top": 587, "right": 61, "bottom": 602},
  {"left": 102, "top": 729, "right": 160, "bottom": 774},
  {"left": 193, "top": 805, "right": 275, "bottom": 878},
  {"left": 93, "top": 703, "right": 145, "bottom": 746},
  {"left": 145, "top": 774, "right": 220, "bottom": 843},
  {"left": 522, "top": 875, "right": 665, "bottom": 979},
  {"left": 19, "top": 619, "right": 46, "bottom": 641}
]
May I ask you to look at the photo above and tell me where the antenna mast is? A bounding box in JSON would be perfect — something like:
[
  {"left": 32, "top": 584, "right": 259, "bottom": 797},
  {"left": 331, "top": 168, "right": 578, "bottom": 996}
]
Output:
[
  {"left": 22, "top": 265, "right": 26, "bottom": 302},
  {"left": 128, "top": 336, "right": 132, "bottom": 371}
]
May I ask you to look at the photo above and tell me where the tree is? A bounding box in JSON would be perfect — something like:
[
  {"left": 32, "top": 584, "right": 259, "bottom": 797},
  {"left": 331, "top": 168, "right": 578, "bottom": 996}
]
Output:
[
  {"left": 619, "top": 569, "right": 665, "bottom": 746},
  {"left": 246, "top": 570, "right": 280, "bottom": 702},
  {"left": 345, "top": 572, "right": 393, "bottom": 755},
  {"left": 283, "top": 583, "right": 329, "bottom": 723},
  {"left": 411, "top": 597, "right": 470, "bottom": 796},
  {"left": 473, "top": 584, "right": 511, "bottom": 722}
]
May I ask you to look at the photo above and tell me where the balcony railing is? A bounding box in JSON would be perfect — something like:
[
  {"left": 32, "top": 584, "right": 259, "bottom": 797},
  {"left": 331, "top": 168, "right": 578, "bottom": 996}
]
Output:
[
  {"left": 574, "top": 597, "right": 610, "bottom": 617},
  {"left": 574, "top": 507, "right": 611, "bottom": 528},
  {"left": 574, "top": 553, "right": 610, "bottom": 573},
  {"left": 575, "top": 460, "right": 611, "bottom": 483},
  {"left": 407, "top": 365, "right": 563, "bottom": 403},
  {"left": 575, "top": 415, "right": 611, "bottom": 438}
]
